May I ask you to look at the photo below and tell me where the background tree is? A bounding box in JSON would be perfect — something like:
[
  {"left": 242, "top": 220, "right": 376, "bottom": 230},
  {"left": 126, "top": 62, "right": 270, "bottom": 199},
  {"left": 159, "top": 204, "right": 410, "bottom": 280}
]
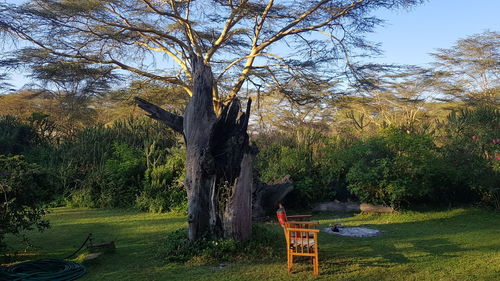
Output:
[
  {"left": 249, "top": 84, "right": 337, "bottom": 134},
  {"left": 346, "top": 66, "right": 437, "bottom": 134},
  {"left": 96, "top": 81, "right": 189, "bottom": 125},
  {"left": 1, "top": 47, "right": 122, "bottom": 135},
  {"left": 0, "top": 73, "right": 14, "bottom": 94},
  {"left": 431, "top": 31, "right": 500, "bottom": 105},
  {"left": 0, "top": 155, "right": 52, "bottom": 254},
  {"left": 0, "top": 0, "right": 423, "bottom": 241}
]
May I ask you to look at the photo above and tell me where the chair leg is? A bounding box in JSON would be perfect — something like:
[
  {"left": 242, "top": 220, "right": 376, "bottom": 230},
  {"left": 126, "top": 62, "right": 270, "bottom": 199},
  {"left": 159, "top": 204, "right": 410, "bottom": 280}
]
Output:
[
  {"left": 287, "top": 253, "right": 292, "bottom": 273},
  {"left": 313, "top": 255, "right": 319, "bottom": 275}
]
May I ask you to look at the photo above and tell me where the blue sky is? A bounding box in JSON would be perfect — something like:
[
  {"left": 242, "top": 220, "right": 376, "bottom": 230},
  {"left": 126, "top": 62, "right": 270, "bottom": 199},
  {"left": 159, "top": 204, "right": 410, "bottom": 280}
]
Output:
[
  {"left": 367, "top": 0, "right": 500, "bottom": 66},
  {"left": 2, "top": 0, "right": 500, "bottom": 89}
]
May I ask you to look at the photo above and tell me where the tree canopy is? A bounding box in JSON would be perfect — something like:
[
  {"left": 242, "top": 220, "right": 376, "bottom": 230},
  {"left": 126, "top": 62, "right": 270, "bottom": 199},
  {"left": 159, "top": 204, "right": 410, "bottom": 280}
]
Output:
[
  {"left": 1, "top": 0, "right": 428, "bottom": 242},
  {"left": 431, "top": 31, "right": 500, "bottom": 104},
  {"left": 1, "top": 0, "right": 423, "bottom": 109}
]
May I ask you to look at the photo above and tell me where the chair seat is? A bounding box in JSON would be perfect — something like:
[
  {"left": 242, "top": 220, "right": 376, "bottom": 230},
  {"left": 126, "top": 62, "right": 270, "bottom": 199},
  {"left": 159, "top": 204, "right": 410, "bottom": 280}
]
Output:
[
  {"left": 290, "top": 238, "right": 316, "bottom": 248},
  {"left": 290, "top": 232, "right": 314, "bottom": 239}
]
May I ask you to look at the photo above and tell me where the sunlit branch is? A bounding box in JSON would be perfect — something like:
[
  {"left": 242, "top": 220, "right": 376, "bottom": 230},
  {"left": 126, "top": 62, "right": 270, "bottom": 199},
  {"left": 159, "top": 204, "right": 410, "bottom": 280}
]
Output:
[
  {"left": 204, "top": 0, "right": 247, "bottom": 63},
  {"left": 227, "top": 0, "right": 274, "bottom": 100}
]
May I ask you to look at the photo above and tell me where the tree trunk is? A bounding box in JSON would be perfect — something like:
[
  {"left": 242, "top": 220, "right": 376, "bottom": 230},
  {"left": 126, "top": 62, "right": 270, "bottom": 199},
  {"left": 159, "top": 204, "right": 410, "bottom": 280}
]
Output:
[
  {"left": 136, "top": 56, "right": 253, "bottom": 241},
  {"left": 183, "top": 57, "right": 219, "bottom": 240}
]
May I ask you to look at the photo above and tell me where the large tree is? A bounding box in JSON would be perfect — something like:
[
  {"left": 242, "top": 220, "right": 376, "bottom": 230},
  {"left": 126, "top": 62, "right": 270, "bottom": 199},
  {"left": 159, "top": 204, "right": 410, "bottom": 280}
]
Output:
[
  {"left": 0, "top": 0, "right": 422, "bottom": 241},
  {"left": 430, "top": 31, "right": 500, "bottom": 105}
]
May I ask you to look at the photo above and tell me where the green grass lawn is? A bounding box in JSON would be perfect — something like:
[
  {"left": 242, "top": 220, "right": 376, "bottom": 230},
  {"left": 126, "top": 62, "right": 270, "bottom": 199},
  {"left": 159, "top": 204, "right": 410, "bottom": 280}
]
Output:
[{"left": 3, "top": 207, "right": 500, "bottom": 280}]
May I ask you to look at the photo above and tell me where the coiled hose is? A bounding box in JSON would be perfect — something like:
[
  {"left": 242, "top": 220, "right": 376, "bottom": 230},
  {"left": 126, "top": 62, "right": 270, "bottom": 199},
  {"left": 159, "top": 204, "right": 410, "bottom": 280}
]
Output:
[
  {"left": 0, "top": 234, "right": 90, "bottom": 280},
  {"left": 0, "top": 258, "right": 86, "bottom": 281}
]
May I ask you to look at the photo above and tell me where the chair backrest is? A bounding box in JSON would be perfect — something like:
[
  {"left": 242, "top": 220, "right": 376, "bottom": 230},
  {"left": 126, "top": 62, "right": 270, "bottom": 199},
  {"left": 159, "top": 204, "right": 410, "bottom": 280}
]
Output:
[{"left": 276, "top": 206, "right": 288, "bottom": 228}]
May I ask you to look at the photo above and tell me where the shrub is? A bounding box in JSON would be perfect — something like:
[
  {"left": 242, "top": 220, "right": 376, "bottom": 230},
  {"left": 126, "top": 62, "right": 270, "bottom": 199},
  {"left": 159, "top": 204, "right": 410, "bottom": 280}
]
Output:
[
  {"left": 0, "top": 115, "right": 38, "bottom": 155},
  {"left": 441, "top": 106, "right": 500, "bottom": 208},
  {"left": 345, "top": 129, "right": 449, "bottom": 208},
  {"left": 315, "top": 136, "right": 367, "bottom": 202},
  {"left": 68, "top": 142, "right": 146, "bottom": 208},
  {"left": 101, "top": 143, "right": 145, "bottom": 207},
  {"left": 136, "top": 145, "right": 186, "bottom": 213},
  {"left": 61, "top": 117, "right": 181, "bottom": 209},
  {"left": 0, "top": 155, "right": 52, "bottom": 253},
  {"left": 255, "top": 139, "right": 332, "bottom": 207}
]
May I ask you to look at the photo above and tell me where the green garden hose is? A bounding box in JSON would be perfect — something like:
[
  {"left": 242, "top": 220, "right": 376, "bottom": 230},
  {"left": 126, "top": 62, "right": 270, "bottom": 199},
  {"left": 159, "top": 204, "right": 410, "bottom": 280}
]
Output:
[
  {"left": 0, "top": 234, "right": 91, "bottom": 280},
  {"left": 0, "top": 258, "right": 86, "bottom": 281}
]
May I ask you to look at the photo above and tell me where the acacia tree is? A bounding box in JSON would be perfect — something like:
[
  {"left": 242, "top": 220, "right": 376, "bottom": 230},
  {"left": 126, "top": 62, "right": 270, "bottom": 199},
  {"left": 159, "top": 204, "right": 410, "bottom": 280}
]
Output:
[
  {"left": 346, "top": 66, "right": 437, "bottom": 133},
  {"left": 431, "top": 31, "right": 500, "bottom": 105},
  {"left": 0, "top": 73, "right": 14, "bottom": 94},
  {"left": 1, "top": 0, "right": 422, "bottom": 241}
]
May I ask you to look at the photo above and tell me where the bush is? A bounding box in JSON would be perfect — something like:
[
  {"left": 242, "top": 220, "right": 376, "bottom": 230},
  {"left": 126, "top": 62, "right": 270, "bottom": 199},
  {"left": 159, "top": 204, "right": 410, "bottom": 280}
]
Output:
[
  {"left": 441, "top": 106, "right": 500, "bottom": 208},
  {"left": 68, "top": 142, "right": 145, "bottom": 208},
  {"left": 344, "top": 129, "right": 449, "bottom": 208},
  {"left": 0, "top": 115, "right": 38, "bottom": 155},
  {"left": 315, "top": 136, "right": 366, "bottom": 202},
  {"left": 254, "top": 131, "right": 333, "bottom": 207},
  {"left": 254, "top": 121, "right": 498, "bottom": 209},
  {"left": 0, "top": 155, "right": 52, "bottom": 253},
  {"left": 61, "top": 117, "right": 181, "bottom": 209},
  {"left": 101, "top": 143, "right": 145, "bottom": 207},
  {"left": 136, "top": 145, "right": 186, "bottom": 213}
]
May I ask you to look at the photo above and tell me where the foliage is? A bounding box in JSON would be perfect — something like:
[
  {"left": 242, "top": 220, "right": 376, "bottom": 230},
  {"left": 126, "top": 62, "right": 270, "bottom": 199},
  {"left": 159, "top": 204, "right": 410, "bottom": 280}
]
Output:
[
  {"left": 158, "top": 224, "right": 281, "bottom": 264},
  {"left": 0, "top": 155, "right": 52, "bottom": 253},
  {"left": 63, "top": 141, "right": 146, "bottom": 208},
  {"left": 0, "top": 115, "right": 38, "bottom": 155},
  {"left": 0, "top": 30, "right": 498, "bottom": 216},
  {"left": 100, "top": 143, "right": 146, "bottom": 208},
  {"left": 255, "top": 129, "right": 334, "bottom": 207},
  {"left": 441, "top": 106, "right": 500, "bottom": 208},
  {"left": 136, "top": 145, "right": 186, "bottom": 213},
  {"left": 63, "top": 117, "right": 179, "bottom": 208},
  {"left": 344, "top": 129, "right": 449, "bottom": 208},
  {"left": 254, "top": 114, "right": 499, "bottom": 209},
  {"left": 431, "top": 31, "right": 500, "bottom": 104},
  {"left": 1, "top": 0, "right": 423, "bottom": 102},
  {"left": 0, "top": 113, "right": 185, "bottom": 212}
]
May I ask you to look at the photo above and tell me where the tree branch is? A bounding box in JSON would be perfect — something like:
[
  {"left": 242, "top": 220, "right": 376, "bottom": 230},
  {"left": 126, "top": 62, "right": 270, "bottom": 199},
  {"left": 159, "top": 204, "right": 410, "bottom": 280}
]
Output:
[
  {"left": 85, "top": 13, "right": 192, "bottom": 52},
  {"left": 226, "top": 0, "right": 274, "bottom": 100},
  {"left": 204, "top": 1, "right": 247, "bottom": 63},
  {"left": 135, "top": 97, "right": 184, "bottom": 134}
]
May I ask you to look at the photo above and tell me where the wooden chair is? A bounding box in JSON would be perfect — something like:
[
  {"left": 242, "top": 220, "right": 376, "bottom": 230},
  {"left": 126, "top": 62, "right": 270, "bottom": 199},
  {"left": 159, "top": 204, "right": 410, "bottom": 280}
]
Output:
[{"left": 277, "top": 206, "right": 320, "bottom": 275}]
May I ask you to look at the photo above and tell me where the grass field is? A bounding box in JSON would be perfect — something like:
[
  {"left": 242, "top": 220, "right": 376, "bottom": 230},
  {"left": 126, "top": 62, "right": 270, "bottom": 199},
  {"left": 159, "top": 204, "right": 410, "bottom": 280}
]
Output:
[{"left": 3, "top": 207, "right": 500, "bottom": 281}]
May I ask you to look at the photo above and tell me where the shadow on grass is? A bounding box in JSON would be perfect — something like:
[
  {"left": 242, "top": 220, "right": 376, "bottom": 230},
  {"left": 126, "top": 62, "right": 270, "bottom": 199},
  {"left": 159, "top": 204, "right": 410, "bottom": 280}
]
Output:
[
  {"left": 3, "top": 210, "right": 187, "bottom": 266},
  {"left": 315, "top": 209, "right": 500, "bottom": 275}
]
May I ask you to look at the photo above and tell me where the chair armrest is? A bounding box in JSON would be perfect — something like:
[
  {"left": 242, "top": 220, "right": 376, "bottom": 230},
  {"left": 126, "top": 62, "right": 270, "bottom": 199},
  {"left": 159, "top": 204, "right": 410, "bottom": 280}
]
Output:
[
  {"left": 286, "top": 228, "right": 320, "bottom": 233},
  {"left": 286, "top": 215, "right": 312, "bottom": 220},
  {"left": 287, "top": 221, "right": 319, "bottom": 226}
]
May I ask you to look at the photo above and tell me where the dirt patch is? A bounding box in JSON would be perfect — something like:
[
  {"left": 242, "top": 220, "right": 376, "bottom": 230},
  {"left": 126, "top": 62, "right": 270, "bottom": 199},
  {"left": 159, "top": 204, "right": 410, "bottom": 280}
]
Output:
[{"left": 323, "top": 226, "right": 382, "bottom": 237}]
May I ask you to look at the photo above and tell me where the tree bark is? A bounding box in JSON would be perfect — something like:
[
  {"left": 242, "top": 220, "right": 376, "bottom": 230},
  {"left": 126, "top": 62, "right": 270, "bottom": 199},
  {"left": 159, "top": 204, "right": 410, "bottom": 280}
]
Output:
[
  {"left": 183, "top": 56, "right": 218, "bottom": 240},
  {"left": 135, "top": 97, "right": 184, "bottom": 134},
  {"left": 136, "top": 56, "right": 253, "bottom": 241},
  {"left": 223, "top": 153, "right": 253, "bottom": 241}
]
